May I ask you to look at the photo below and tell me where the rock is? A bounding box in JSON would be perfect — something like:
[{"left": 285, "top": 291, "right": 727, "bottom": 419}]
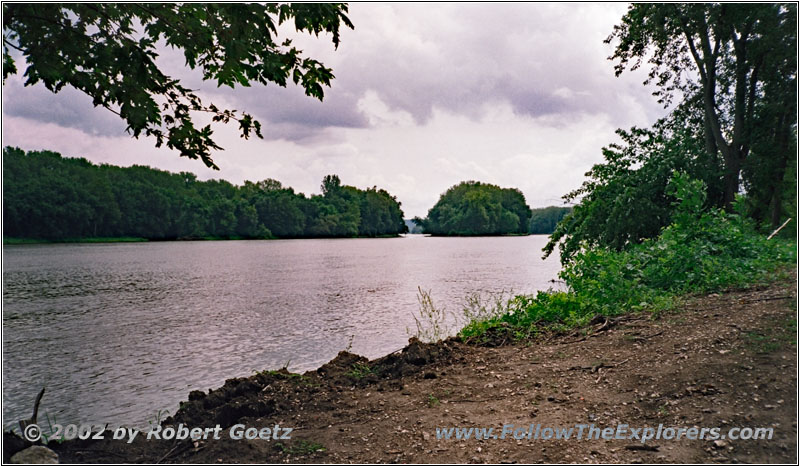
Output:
[
  {"left": 10, "top": 446, "right": 58, "bottom": 464},
  {"left": 713, "top": 440, "right": 728, "bottom": 449}
]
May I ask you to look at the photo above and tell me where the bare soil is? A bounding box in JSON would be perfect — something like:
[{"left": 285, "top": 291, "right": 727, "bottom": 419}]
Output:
[{"left": 6, "top": 274, "right": 797, "bottom": 464}]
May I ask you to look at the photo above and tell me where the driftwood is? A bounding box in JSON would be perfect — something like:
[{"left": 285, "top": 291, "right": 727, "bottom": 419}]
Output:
[{"left": 19, "top": 386, "right": 46, "bottom": 437}]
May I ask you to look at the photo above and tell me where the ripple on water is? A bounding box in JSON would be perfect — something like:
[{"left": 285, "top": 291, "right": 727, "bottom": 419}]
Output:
[{"left": 3, "top": 237, "right": 560, "bottom": 429}]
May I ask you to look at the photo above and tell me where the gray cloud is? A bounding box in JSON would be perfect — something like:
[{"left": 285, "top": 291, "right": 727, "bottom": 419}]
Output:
[
  {"left": 2, "top": 4, "right": 663, "bottom": 144},
  {"left": 2, "top": 3, "right": 671, "bottom": 218},
  {"left": 2, "top": 75, "right": 128, "bottom": 136},
  {"left": 203, "top": 3, "right": 663, "bottom": 141}
]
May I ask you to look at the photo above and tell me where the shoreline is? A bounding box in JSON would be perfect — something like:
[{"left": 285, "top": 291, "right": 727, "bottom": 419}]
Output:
[
  {"left": 2, "top": 233, "right": 549, "bottom": 246},
  {"left": 2, "top": 234, "right": 406, "bottom": 245},
  {"left": 5, "top": 273, "right": 796, "bottom": 463}
]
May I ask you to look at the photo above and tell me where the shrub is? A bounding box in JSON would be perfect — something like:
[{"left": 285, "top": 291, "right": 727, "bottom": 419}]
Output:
[{"left": 459, "top": 172, "right": 796, "bottom": 341}]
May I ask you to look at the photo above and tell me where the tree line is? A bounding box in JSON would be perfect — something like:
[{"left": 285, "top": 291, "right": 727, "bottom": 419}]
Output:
[
  {"left": 529, "top": 207, "right": 572, "bottom": 235},
  {"left": 413, "top": 181, "right": 532, "bottom": 236},
  {"left": 3, "top": 147, "right": 407, "bottom": 241}
]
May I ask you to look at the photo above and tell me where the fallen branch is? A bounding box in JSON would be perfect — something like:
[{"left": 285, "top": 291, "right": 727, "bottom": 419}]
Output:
[
  {"left": 627, "top": 330, "right": 663, "bottom": 341},
  {"left": 625, "top": 444, "right": 660, "bottom": 452},
  {"left": 738, "top": 295, "right": 794, "bottom": 304},
  {"left": 560, "top": 317, "right": 618, "bottom": 345},
  {"left": 156, "top": 442, "right": 187, "bottom": 464},
  {"left": 571, "top": 358, "right": 630, "bottom": 374},
  {"left": 767, "top": 218, "right": 792, "bottom": 240}
]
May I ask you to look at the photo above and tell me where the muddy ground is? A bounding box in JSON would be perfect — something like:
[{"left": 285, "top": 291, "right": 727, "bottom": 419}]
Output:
[{"left": 6, "top": 274, "right": 797, "bottom": 463}]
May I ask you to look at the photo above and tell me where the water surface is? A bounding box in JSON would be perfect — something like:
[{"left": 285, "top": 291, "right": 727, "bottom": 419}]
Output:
[{"left": 3, "top": 236, "right": 560, "bottom": 429}]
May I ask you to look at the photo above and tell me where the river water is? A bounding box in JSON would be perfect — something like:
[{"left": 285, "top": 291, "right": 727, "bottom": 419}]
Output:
[{"left": 2, "top": 235, "right": 560, "bottom": 429}]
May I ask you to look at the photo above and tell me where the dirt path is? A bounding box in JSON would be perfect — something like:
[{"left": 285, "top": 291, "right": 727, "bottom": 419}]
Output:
[{"left": 15, "top": 275, "right": 798, "bottom": 463}]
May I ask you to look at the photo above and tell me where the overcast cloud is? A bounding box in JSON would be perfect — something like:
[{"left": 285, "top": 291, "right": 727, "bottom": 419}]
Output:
[{"left": 2, "top": 3, "right": 666, "bottom": 218}]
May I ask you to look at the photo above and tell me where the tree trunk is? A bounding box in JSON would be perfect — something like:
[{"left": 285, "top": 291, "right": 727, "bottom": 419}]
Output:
[
  {"left": 722, "top": 153, "right": 741, "bottom": 208},
  {"left": 769, "top": 112, "right": 791, "bottom": 227}
]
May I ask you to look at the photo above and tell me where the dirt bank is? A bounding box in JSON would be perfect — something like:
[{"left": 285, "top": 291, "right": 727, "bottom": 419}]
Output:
[{"left": 7, "top": 275, "right": 797, "bottom": 463}]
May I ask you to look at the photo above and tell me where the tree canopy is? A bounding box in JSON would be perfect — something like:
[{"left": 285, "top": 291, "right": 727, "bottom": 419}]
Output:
[
  {"left": 414, "top": 181, "right": 531, "bottom": 236},
  {"left": 606, "top": 3, "right": 796, "bottom": 212},
  {"left": 529, "top": 206, "right": 572, "bottom": 235},
  {"left": 3, "top": 147, "right": 407, "bottom": 240},
  {"left": 2, "top": 3, "right": 353, "bottom": 169},
  {"left": 546, "top": 3, "right": 796, "bottom": 264}
]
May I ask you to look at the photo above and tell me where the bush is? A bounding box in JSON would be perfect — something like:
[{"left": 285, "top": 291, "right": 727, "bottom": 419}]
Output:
[{"left": 459, "top": 172, "right": 796, "bottom": 341}]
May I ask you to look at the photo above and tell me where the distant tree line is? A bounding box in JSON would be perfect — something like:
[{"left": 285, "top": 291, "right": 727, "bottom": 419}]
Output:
[
  {"left": 529, "top": 206, "right": 572, "bottom": 234},
  {"left": 414, "top": 181, "right": 531, "bottom": 236},
  {"left": 3, "top": 147, "right": 407, "bottom": 240}
]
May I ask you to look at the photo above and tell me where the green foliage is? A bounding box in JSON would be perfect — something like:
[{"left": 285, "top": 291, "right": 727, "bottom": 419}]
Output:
[
  {"left": 2, "top": 4, "right": 353, "bottom": 168},
  {"left": 544, "top": 105, "right": 723, "bottom": 263},
  {"left": 462, "top": 173, "right": 796, "bottom": 342},
  {"left": 277, "top": 440, "right": 326, "bottom": 455},
  {"left": 3, "top": 147, "right": 407, "bottom": 240},
  {"left": 744, "top": 317, "right": 796, "bottom": 354},
  {"left": 529, "top": 206, "right": 572, "bottom": 234},
  {"left": 346, "top": 363, "right": 375, "bottom": 380},
  {"left": 426, "top": 394, "right": 440, "bottom": 408},
  {"left": 416, "top": 181, "right": 531, "bottom": 236},
  {"left": 607, "top": 3, "right": 797, "bottom": 221}
]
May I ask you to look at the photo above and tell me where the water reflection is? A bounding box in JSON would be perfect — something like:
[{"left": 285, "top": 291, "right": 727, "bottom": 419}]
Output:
[{"left": 3, "top": 236, "right": 560, "bottom": 429}]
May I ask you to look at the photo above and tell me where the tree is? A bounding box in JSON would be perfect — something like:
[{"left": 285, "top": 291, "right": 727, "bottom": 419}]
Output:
[
  {"left": 606, "top": 4, "right": 796, "bottom": 213},
  {"left": 321, "top": 174, "right": 342, "bottom": 197},
  {"left": 543, "top": 104, "right": 722, "bottom": 263},
  {"left": 416, "top": 181, "right": 531, "bottom": 236},
  {"left": 2, "top": 3, "right": 353, "bottom": 169},
  {"left": 529, "top": 206, "right": 572, "bottom": 235},
  {"left": 3, "top": 148, "right": 408, "bottom": 240}
]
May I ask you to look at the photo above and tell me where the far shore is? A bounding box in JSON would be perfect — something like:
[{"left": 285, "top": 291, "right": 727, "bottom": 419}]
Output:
[
  {"left": 2, "top": 234, "right": 409, "bottom": 245},
  {"left": 2, "top": 233, "right": 557, "bottom": 245}
]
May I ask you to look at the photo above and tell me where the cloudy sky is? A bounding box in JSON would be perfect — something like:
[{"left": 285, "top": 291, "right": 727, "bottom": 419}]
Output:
[{"left": 2, "top": 3, "right": 667, "bottom": 218}]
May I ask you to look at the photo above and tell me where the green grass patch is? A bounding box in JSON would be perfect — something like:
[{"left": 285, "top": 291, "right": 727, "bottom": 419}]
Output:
[
  {"left": 278, "top": 440, "right": 326, "bottom": 455},
  {"left": 346, "top": 363, "right": 375, "bottom": 380},
  {"left": 426, "top": 394, "right": 440, "bottom": 408},
  {"left": 744, "top": 317, "right": 797, "bottom": 354}
]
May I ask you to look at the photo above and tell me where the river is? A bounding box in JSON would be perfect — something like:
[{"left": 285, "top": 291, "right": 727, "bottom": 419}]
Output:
[{"left": 2, "top": 235, "right": 560, "bottom": 430}]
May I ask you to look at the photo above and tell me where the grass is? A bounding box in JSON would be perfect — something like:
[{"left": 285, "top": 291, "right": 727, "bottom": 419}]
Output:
[
  {"left": 40, "top": 411, "right": 64, "bottom": 444},
  {"left": 426, "top": 394, "right": 440, "bottom": 408},
  {"left": 407, "top": 287, "right": 455, "bottom": 343},
  {"left": 253, "top": 368, "right": 319, "bottom": 387},
  {"left": 147, "top": 408, "right": 170, "bottom": 431},
  {"left": 278, "top": 440, "right": 326, "bottom": 455},
  {"left": 346, "top": 363, "right": 375, "bottom": 380},
  {"left": 744, "top": 317, "right": 797, "bottom": 354}
]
